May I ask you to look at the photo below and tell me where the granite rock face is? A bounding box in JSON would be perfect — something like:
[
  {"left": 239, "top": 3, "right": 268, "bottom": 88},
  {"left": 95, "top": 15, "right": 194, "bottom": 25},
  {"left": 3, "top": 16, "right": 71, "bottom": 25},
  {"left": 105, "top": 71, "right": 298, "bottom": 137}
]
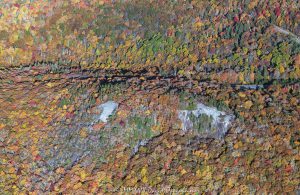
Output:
[
  {"left": 96, "top": 101, "right": 118, "bottom": 123},
  {"left": 178, "top": 103, "right": 234, "bottom": 138}
]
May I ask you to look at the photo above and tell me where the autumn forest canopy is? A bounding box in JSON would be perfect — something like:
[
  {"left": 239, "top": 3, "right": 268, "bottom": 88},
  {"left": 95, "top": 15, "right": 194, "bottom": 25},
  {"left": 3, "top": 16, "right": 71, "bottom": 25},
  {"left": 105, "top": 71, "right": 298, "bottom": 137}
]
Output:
[
  {"left": 0, "top": 0, "right": 299, "bottom": 84},
  {"left": 0, "top": 0, "right": 300, "bottom": 194}
]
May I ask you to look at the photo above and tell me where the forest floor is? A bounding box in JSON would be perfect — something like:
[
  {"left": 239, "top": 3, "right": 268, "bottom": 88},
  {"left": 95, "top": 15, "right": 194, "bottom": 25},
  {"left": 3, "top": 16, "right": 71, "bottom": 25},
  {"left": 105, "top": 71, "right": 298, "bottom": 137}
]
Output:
[{"left": 0, "top": 67, "right": 299, "bottom": 194}]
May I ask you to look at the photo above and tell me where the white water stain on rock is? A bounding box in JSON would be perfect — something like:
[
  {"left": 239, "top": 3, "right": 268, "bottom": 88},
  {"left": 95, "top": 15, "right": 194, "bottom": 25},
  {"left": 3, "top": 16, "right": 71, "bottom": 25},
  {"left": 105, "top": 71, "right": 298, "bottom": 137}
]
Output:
[
  {"left": 96, "top": 101, "right": 118, "bottom": 123},
  {"left": 178, "top": 103, "right": 234, "bottom": 138}
]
